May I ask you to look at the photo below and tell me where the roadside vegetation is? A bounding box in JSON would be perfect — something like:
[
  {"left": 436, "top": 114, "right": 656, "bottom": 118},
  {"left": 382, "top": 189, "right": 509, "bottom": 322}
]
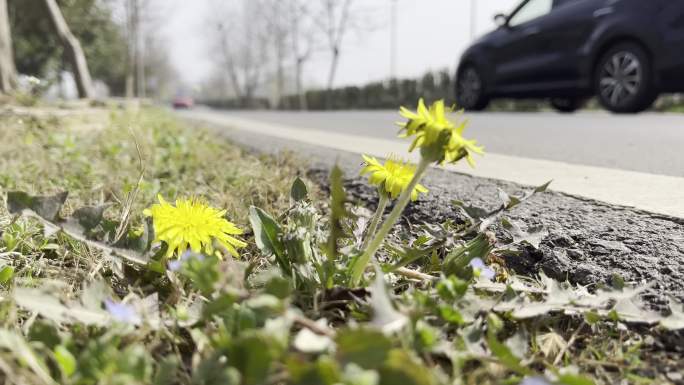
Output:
[{"left": 0, "top": 103, "right": 682, "bottom": 385}]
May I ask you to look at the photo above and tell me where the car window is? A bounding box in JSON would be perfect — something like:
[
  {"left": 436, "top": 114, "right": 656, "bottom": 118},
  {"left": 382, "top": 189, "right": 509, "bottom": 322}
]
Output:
[{"left": 508, "top": 0, "right": 554, "bottom": 27}]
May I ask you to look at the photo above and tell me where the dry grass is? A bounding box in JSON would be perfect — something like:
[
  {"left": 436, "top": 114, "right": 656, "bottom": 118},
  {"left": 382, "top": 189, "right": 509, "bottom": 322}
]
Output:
[{"left": 0, "top": 107, "right": 306, "bottom": 287}]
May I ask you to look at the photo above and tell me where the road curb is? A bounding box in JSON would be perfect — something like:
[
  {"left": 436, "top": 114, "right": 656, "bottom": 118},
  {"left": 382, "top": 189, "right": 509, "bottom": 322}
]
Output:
[{"left": 180, "top": 110, "right": 684, "bottom": 219}]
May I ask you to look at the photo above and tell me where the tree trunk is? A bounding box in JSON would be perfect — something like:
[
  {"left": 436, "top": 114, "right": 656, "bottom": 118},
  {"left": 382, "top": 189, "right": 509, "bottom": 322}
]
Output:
[
  {"left": 41, "top": 0, "right": 93, "bottom": 98},
  {"left": 325, "top": 47, "right": 339, "bottom": 109},
  {"left": 0, "top": 0, "right": 16, "bottom": 93},
  {"left": 125, "top": 0, "right": 135, "bottom": 98},
  {"left": 295, "top": 58, "right": 307, "bottom": 110},
  {"left": 134, "top": 0, "right": 145, "bottom": 98},
  {"left": 273, "top": 43, "right": 284, "bottom": 109}
]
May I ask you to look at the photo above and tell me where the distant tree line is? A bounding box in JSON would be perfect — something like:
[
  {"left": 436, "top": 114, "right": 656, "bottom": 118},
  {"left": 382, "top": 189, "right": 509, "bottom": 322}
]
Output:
[
  {"left": 201, "top": 0, "right": 381, "bottom": 110},
  {"left": 200, "top": 69, "right": 456, "bottom": 111},
  {"left": 283, "top": 70, "right": 455, "bottom": 110}
]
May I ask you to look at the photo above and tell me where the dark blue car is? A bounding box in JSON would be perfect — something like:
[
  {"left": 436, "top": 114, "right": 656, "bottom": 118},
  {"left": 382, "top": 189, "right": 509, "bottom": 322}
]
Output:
[{"left": 455, "top": 0, "right": 684, "bottom": 113}]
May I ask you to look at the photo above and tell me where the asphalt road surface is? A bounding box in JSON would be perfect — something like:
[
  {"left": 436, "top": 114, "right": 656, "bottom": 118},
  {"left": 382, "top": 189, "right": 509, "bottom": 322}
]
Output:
[
  {"left": 220, "top": 110, "right": 684, "bottom": 177},
  {"left": 181, "top": 108, "right": 684, "bottom": 217}
]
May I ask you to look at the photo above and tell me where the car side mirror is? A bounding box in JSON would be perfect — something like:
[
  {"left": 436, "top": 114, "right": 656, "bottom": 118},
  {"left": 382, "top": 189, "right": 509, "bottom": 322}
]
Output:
[{"left": 494, "top": 13, "right": 508, "bottom": 28}]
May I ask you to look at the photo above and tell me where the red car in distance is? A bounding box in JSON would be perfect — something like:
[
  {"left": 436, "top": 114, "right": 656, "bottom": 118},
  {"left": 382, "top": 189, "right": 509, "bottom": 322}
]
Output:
[{"left": 172, "top": 96, "right": 194, "bottom": 109}]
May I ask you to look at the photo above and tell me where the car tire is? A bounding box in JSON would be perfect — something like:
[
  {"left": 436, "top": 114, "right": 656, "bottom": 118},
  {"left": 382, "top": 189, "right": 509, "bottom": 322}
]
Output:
[
  {"left": 594, "top": 42, "right": 658, "bottom": 113},
  {"left": 455, "top": 65, "right": 489, "bottom": 111},
  {"left": 550, "top": 97, "right": 585, "bottom": 113}
]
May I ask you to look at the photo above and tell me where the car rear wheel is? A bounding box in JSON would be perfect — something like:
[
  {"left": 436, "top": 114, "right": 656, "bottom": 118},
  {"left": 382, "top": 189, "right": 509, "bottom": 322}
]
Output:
[
  {"left": 456, "top": 65, "right": 489, "bottom": 111},
  {"left": 594, "top": 43, "right": 657, "bottom": 113},
  {"left": 550, "top": 97, "right": 585, "bottom": 113}
]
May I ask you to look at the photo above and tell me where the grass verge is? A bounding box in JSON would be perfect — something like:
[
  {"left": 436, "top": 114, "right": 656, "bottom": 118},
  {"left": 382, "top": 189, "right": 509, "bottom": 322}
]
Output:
[{"left": 0, "top": 107, "right": 682, "bottom": 385}]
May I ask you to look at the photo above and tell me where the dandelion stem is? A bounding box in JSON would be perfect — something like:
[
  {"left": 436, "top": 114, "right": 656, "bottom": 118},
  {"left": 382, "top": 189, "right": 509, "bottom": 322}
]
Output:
[
  {"left": 361, "top": 192, "right": 389, "bottom": 250},
  {"left": 350, "top": 158, "right": 430, "bottom": 286}
]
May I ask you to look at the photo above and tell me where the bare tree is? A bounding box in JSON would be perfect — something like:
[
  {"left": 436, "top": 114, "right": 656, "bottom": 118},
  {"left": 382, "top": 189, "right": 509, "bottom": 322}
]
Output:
[
  {"left": 117, "top": 0, "right": 177, "bottom": 100},
  {"left": 262, "top": 0, "right": 320, "bottom": 110},
  {"left": 287, "top": 0, "right": 318, "bottom": 110},
  {"left": 124, "top": 0, "right": 134, "bottom": 98},
  {"left": 41, "top": 0, "right": 94, "bottom": 98},
  {"left": 0, "top": 0, "right": 15, "bottom": 93},
  {"left": 314, "top": 0, "right": 353, "bottom": 109},
  {"left": 261, "top": 0, "right": 288, "bottom": 108},
  {"left": 123, "top": 0, "right": 145, "bottom": 99},
  {"left": 210, "top": 0, "right": 271, "bottom": 107}
]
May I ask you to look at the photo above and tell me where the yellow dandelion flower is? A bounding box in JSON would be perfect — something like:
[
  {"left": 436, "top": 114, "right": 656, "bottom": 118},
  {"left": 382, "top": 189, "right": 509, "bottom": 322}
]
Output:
[
  {"left": 360, "top": 155, "right": 428, "bottom": 200},
  {"left": 398, "top": 98, "right": 483, "bottom": 165},
  {"left": 143, "top": 195, "right": 246, "bottom": 258}
]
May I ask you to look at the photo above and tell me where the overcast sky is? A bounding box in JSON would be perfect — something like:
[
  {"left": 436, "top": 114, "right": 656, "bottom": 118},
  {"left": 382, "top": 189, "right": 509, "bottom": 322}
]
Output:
[{"left": 161, "top": 0, "right": 520, "bottom": 88}]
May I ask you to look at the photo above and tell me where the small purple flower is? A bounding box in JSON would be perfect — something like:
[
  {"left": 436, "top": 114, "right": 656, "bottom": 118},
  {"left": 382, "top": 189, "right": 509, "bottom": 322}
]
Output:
[
  {"left": 104, "top": 298, "right": 141, "bottom": 325},
  {"left": 519, "top": 377, "right": 553, "bottom": 385},
  {"left": 469, "top": 258, "right": 496, "bottom": 280},
  {"left": 180, "top": 250, "right": 194, "bottom": 260},
  {"left": 168, "top": 259, "right": 183, "bottom": 271},
  {"left": 469, "top": 258, "right": 485, "bottom": 269},
  {"left": 168, "top": 251, "right": 205, "bottom": 271}
]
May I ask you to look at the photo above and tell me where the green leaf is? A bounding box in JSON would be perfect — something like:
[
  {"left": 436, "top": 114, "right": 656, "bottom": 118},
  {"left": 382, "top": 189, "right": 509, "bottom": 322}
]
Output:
[
  {"left": 287, "top": 355, "right": 341, "bottom": 385},
  {"left": 0, "top": 265, "right": 14, "bottom": 285},
  {"left": 81, "top": 280, "right": 109, "bottom": 311},
  {"left": 325, "top": 165, "right": 349, "bottom": 263},
  {"left": 383, "top": 244, "right": 429, "bottom": 273},
  {"left": 342, "top": 363, "right": 379, "bottom": 385},
  {"left": 291, "top": 177, "right": 308, "bottom": 201},
  {"left": 534, "top": 180, "right": 553, "bottom": 193},
  {"left": 504, "top": 220, "right": 547, "bottom": 249},
  {"left": 153, "top": 356, "right": 180, "bottom": 385},
  {"left": 369, "top": 268, "right": 407, "bottom": 333},
  {"left": 54, "top": 345, "right": 77, "bottom": 377},
  {"left": 325, "top": 165, "right": 352, "bottom": 287},
  {"left": 436, "top": 276, "right": 469, "bottom": 301},
  {"left": 248, "top": 206, "right": 286, "bottom": 269},
  {"left": 336, "top": 328, "right": 392, "bottom": 370},
  {"left": 610, "top": 274, "right": 625, "bottom": 290},
  {"left": 557, "top": 374, "right": 596, "bottom": 385},
  {"left": 439, "top": 306, "right": 465, "bottom": 325},
  {"left": 486, "top": 315, "right": 530, "bottom": 376},
  {"left": 0, "top": 329, "right": 56, "bottom": 385},
  {"left": 61, "top": 217, "right": 149, "bottom": 266},
  {"left": 470, "top": 181, "right": 553, "bottom": 232},
  {"left": 660, "top": 297, "right": 684, "bottom": 330},
  {"left": 611, "top": 297, "right": 661, "bottom": 324},
  {"left": 293, "top": 327, "right": 333, "bottom": 354},
  {"left": 13, "top": 287, "right": 110, "bottom": 326},
  {"left": 192, "top": 352, "right": 241, "bottom": 385},
  {"left": 584, "top": 311, "right": 601, "bottom": 325},
  {"left": 378, "top": 349, "right": 436, "bottom": 385},
  {"left": 28, "top": 321, "right": 61, "bottom": 349},
  {"left": 443, "top": 233, "right": 493, "bottom": 278},
  {"left": 264, "top": 274, "right": 292, "bottom": 300},
  {"left": 229, "top": 332, "right": 280, "bottom": 385},
  {"left": 7, "top": 191, "right": 68, "bottom": 222},
  {"left": 10, "top": 205, "right": 148, "bottom": 269},
  {"left": 498, "top": 189, "right": 521, "bottom": 210},
  {"left": 452, "top": 200, "right": 489, "bottom": 220},
  {"left": 72, "top": 203, "right": 112, "bottom": 231}
]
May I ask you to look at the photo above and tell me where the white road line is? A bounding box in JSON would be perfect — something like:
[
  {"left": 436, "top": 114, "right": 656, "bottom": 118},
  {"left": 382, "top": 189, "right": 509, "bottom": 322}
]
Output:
[{"left": 187, "top": 111, "right": 684, "bottom": 219}]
